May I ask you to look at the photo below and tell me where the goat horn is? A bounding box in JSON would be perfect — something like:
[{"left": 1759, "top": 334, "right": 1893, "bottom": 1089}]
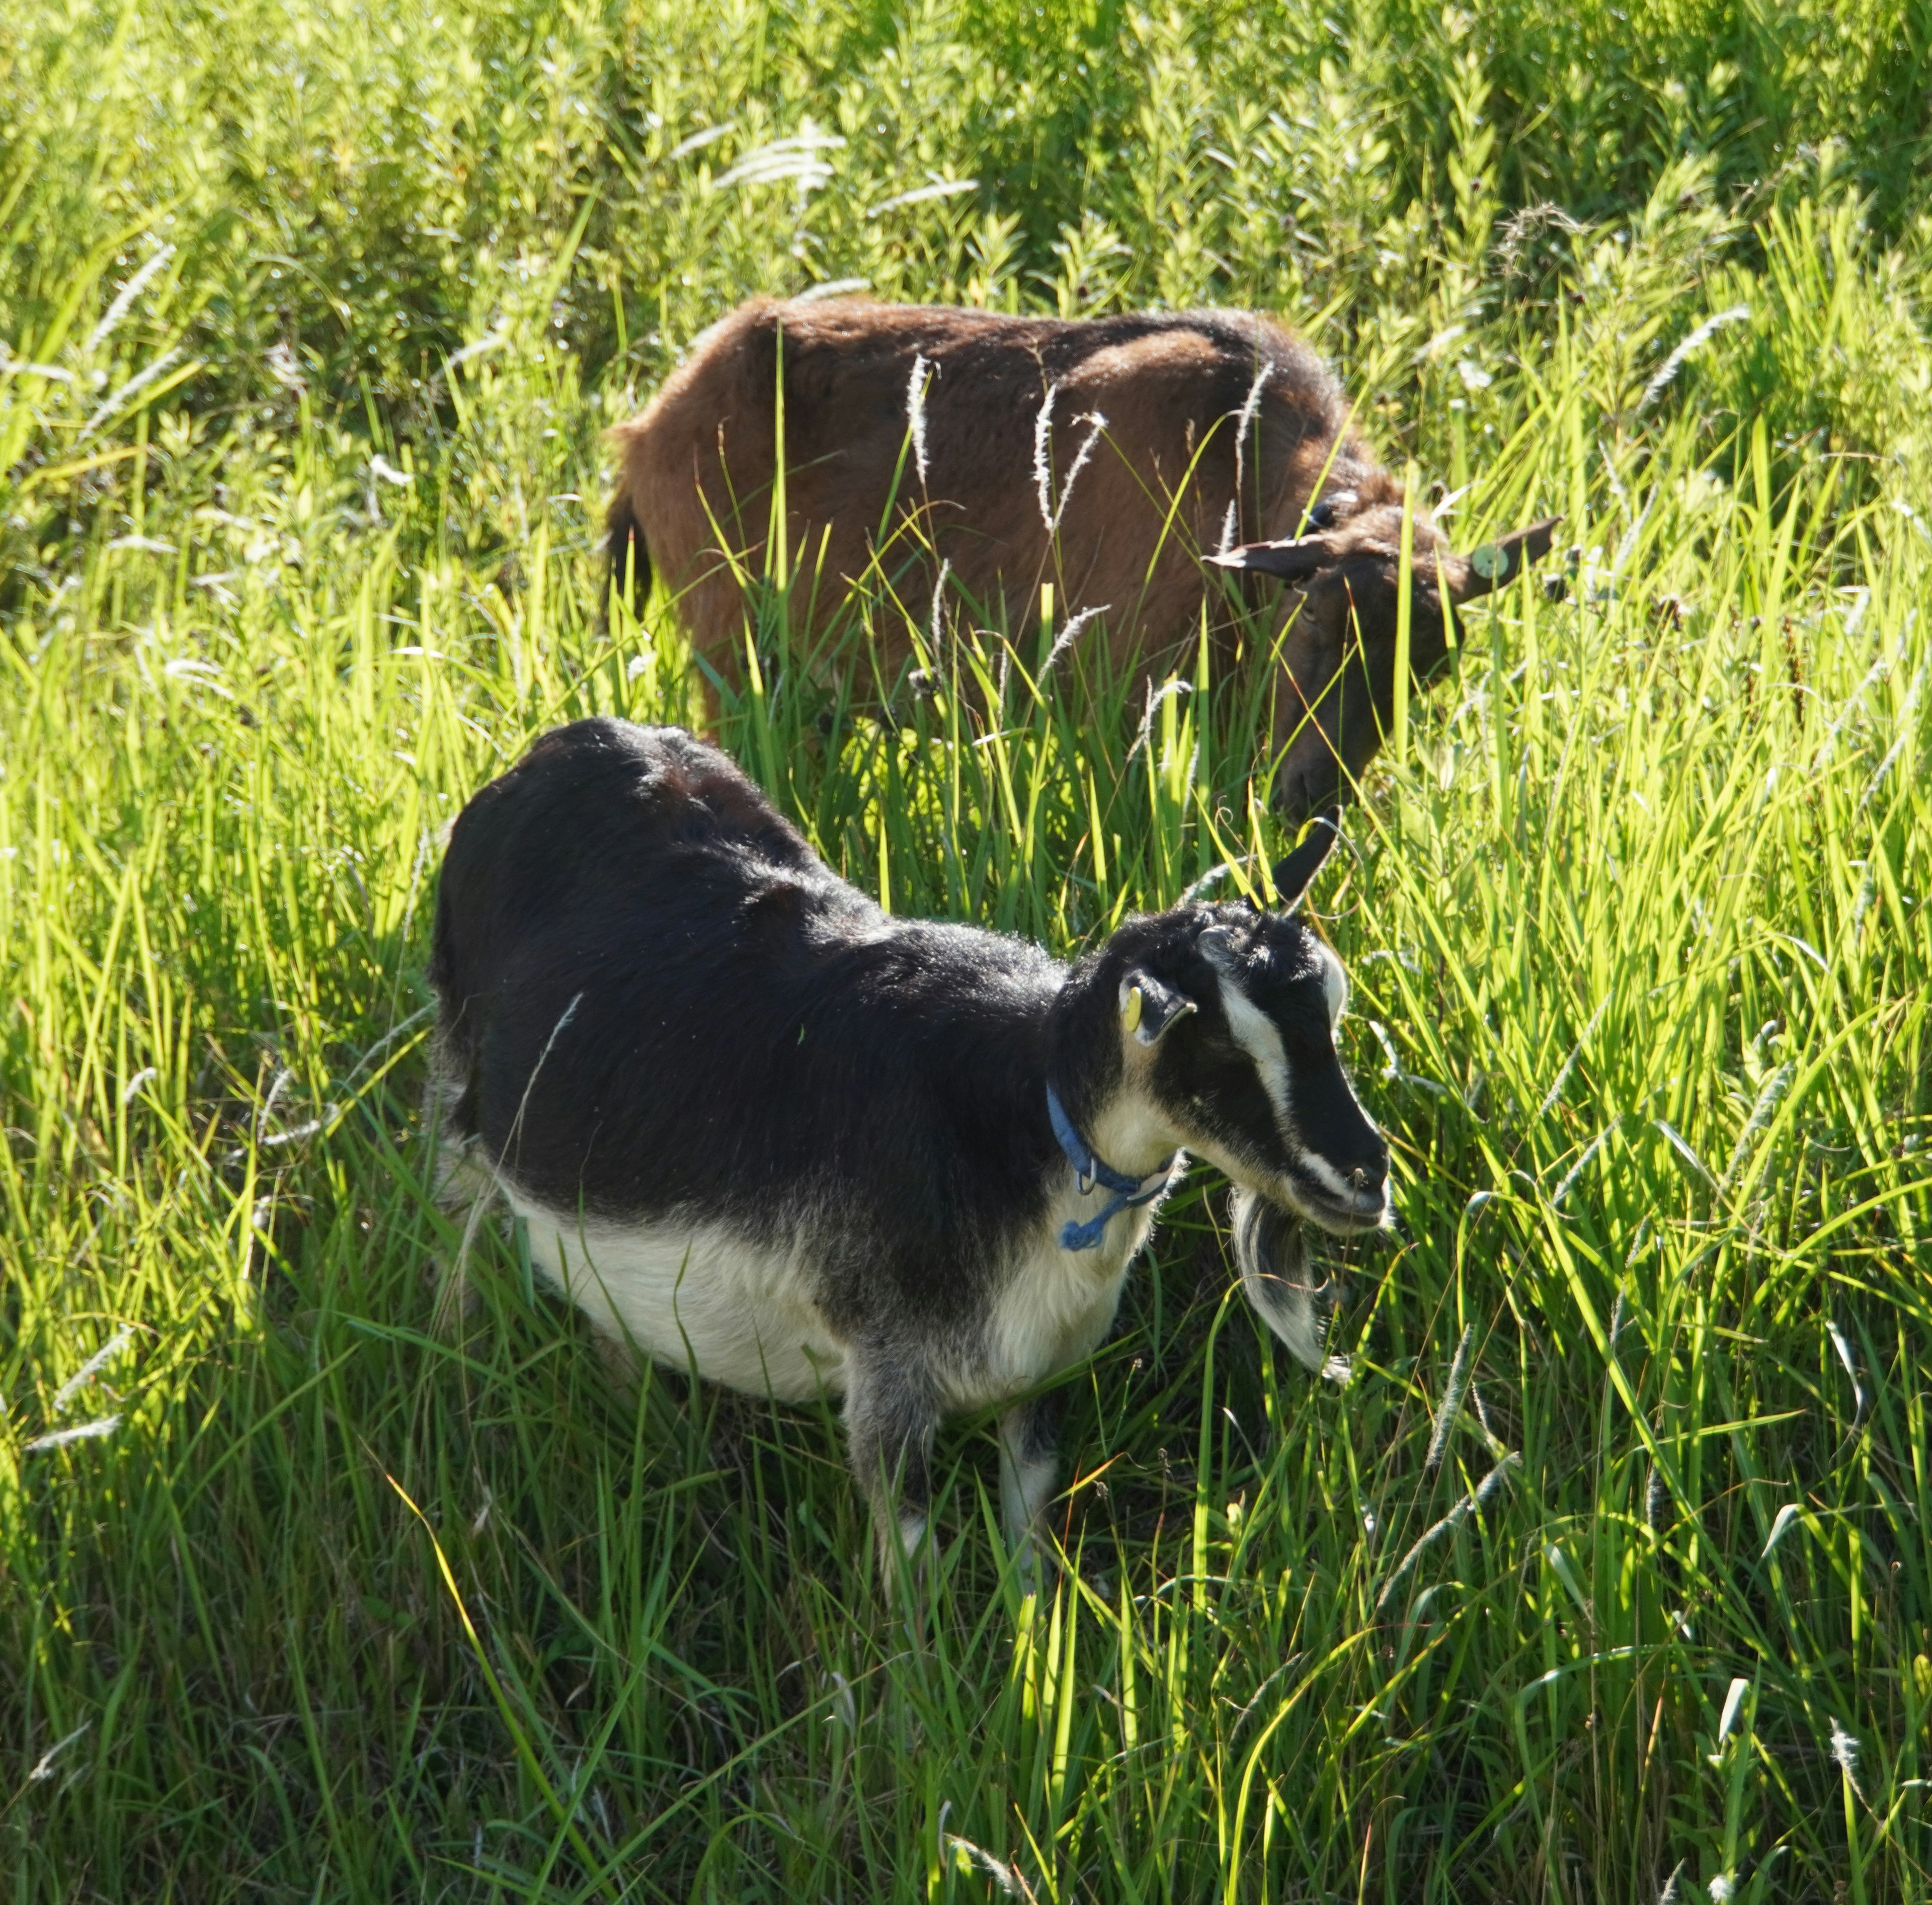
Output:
[
  {"left": 1208, "top": 534, "right": 1335, "bottom": 585},
  {"left": 1454, "top": 516, "right": 1563, "bottom": 600},
  {"left": 1271, "top": 806, "right": 1342, "bottom": 910}
]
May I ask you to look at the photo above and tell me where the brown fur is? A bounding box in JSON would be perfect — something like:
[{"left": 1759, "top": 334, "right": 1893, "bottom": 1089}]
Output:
[{"left": 610, "top": 297, "right": 1554, "bottom": 813}]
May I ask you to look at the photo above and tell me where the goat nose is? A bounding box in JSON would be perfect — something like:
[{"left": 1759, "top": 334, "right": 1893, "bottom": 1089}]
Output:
[
  {"left": 1277, "top": 777, "right": 1320, "bottom": 824},
  {"left": 1347, "top": 1143, "right": 1390, "bottom": 1194}
]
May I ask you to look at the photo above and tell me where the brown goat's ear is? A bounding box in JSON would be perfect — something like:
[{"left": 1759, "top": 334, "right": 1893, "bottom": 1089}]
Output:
[
  {"left": 1450, "top": 516, "right": 1563, "bottom": 601},
  {"left": 1270, "top": 808, "right": 1341, "bottom": 911},
  {"left": 1207, "top": 534, "right": 1336, "bottom": 584}
]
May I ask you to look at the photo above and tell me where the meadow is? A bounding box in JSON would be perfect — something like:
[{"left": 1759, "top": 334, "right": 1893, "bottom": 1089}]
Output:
[{"left": 2, "top": 0, "right": 1929, "bottom": 1897}]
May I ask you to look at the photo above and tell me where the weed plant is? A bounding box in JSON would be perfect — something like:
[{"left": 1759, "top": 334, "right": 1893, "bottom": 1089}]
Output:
[{"left": 2, "top": 0, "right": 1929, "bottom": 1898}]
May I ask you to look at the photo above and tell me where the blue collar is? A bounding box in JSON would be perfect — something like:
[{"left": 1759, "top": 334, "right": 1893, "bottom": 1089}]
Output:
[{"left": 1045, "top": 1084, "right": 1177, "bottom": 1251}]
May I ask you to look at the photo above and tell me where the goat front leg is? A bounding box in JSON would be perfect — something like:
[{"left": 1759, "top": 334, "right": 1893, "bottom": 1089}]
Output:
[
  {"left": 843, "top": 1357, "right": 941, "bottom": 1579},
  {"left": 998, "top": 1390, "right": 1064, "bottom": 1561}
]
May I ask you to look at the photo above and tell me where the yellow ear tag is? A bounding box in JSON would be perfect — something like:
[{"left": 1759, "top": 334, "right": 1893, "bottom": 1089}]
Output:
[{"left": 1122, "top": 986, "right": 1144, "bottom": 1034}]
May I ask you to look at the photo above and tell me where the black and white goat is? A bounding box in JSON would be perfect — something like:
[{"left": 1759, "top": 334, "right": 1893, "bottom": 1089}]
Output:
[{"left": 427, "top": 718, "right": 1390, "bottom": 1564}]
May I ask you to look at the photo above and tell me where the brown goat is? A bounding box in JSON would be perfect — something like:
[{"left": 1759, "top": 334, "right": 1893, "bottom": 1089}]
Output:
[{"left": 607, "top": 296, "right": 1556, "bottom": 815}]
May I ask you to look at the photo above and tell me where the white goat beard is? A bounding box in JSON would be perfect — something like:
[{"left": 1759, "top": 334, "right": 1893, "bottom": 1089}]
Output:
[{"left": 1230, "top": 1186, "right": 1329, "bottom": 1371}]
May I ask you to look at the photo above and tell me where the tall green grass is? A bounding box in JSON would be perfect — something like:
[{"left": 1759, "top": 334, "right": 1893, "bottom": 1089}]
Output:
[{"left": 4, "top": 0, "right": 1930, "bottom": 1897}]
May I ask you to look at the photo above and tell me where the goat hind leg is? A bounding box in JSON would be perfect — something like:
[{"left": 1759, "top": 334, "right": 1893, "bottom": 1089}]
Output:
[{"left": 844, "top": 1359, "right": 941, "bottom": 1580}]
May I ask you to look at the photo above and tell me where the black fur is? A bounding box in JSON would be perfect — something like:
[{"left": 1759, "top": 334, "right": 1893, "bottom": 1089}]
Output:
[
  {"left": 429, "top": 717, "right": 1388, "bottom": 1560},
  {"left": 431, "top": 721, "right": 1067, "bottom": 1337},
  {"left": 604, "top": 489, "right": 651, "bottom": 617}
]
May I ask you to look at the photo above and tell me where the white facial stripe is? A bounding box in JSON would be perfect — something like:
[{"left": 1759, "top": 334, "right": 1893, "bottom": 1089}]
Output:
[
  {"left": 1220, "top": 961, "right": 1380, "bottom": 1212},
  {"left": 1294, "top": 1148, "right": 1355, "bottom": 1201},
  {"left": 1319, "top": 942, "right": 1348, "bottom": 1029},
  {"left": 1217, "top": 972, "right": 1292, "bottom": 1125}
]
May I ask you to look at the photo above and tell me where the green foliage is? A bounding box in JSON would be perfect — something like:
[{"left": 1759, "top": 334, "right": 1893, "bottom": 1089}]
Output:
[{"left": 3, "top": 0, "right": 1931, "bottom": 1898}]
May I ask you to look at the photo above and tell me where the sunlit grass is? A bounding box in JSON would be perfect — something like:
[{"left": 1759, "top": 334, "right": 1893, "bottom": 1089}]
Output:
[{"left": 4, "top": 0, "right": 1931, "bottom": 1897}]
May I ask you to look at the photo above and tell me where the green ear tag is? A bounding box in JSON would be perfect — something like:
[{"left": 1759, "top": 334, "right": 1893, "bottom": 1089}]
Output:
[
  {"left": 1122, "top": 986, "right": 1144, "bottom": 1034},
  {"left": 1469, "top": 543, "right": 1512, "bottom": 582}
]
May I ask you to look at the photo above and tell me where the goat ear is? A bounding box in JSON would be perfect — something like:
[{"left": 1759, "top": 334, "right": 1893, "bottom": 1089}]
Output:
[
  {"left": 1449, "top": 516, "right": 1562, "bottom": 601},
  {"left": 1118, "top": 971, "right": 1197, "bottom": 1046},
  {"left": 741, "top": 880, "right": 805, "bottom": 931},
  {"left": 1271, "top": 808, "right": 1341, "bottom": 910},
  {"left": 1206, "top": 533, "right": 1336, "bottom": 584}
]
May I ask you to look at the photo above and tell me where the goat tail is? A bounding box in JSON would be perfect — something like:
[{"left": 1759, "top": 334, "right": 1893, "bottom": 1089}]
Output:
[{"left": 604, "top": 485, "right": 653, "bottom": 622}]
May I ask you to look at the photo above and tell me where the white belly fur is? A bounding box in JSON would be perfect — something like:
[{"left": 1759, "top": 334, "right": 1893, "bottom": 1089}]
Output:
[
  {"left": 501, "top": 1158, "right": 1181, "bottom": 1413},
  {"left": 504, "top": 1192, "right": 849, "bottom": 1402}
]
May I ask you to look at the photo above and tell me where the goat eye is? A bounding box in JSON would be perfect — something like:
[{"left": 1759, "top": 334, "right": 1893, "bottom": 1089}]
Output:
[{"left": 1306, "top": 500, "right": 1336, "bottom": 530}]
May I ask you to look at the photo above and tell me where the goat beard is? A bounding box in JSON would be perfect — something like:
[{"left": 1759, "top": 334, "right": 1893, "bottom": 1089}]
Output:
[{"left": 1230, "top": 1186, "right": 1333, "bottom": 1372}]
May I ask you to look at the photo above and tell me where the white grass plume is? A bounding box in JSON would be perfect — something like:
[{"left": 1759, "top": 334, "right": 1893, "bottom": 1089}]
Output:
[
  {"left": 79, "top": 348, "right": 185, "bottom": 443},
  {"left": 87, "top": 244, "right": 175, "bottom": 354},
  {"left": 1424, "top": 1325, "right": 1474, "bottom": 1472},
  {"left": 1829, "top": 1718, "right": 1861, "bottom": 1794},
  {"left": 944, "top": 1834, "right": 1030, "bottom": 1898},
  {"left": 52, "top": 1328, "right": 135, "bottom": 1416},
  {"left": 1848, "top": 856, "right": 1879, "bottom": 945},
  {"left": 28, "top": 1722, "right": 91, "bottom": 1782},
  {"left": 868, "top": 178, "right": 977, "bottom": 216},
  {"left": 26, "top": 1416, "right": 122, "bottom": 1452},
  {"left": 254, "top": 1066, "right": 293, "bottom": 1142},
  {"left": 1039, "top": 602, "right": 1109, "bottom": 682},
  {"left": 791, "top": 276, "right": 870, "bottom": 303},
  {"left": 1719, "top": 1059, "right": 1794, "bottom": 1195},
  {"left": 443, "top": 325, "right": 510, "bottom": 375},
  {"left": 1537, "top": 996, "right": 1608, "bottom": 1120},
  {"left": 1638, "top": 304, "right": 1750, "bottom": 411},
  {"left": 710, "top": 124, "right": 845, "bottom": 196},
  {"left": 1552, "top": 1123, "right": 1615, "bottom": 1206},
  {"left": 1232, "top": 359, "right": 1273, "bottom": 498},
  {"left": 0, "top": 344, "right": 74, "bottom": 383},
  {"left": 1033, "top": 383, "right": 1059, "bottom": 528},
  {"left": 1126, "top": 679, "right": 1191, "bottom": 762},
  {"left": 1375, "top": 1450, "right": 1520, "bottom": 1611},
  {"left": 1032, "top": 382, "right": 1108, "bottom": 533},
  {"left": 906, "top": 352, "right": 933, "bottom": 486},
  {"left": 1814, "top": 652, "right": 1891, "bottom": 769},
  {"left": 928, "top": 556, "right": 953, "bottom": 653},
  {"left": 1052, "top": 413, "right": 1107, "bottom": 533},
  {"left": 259, "top": 1113, "right": 335, "bottom": 1148}
]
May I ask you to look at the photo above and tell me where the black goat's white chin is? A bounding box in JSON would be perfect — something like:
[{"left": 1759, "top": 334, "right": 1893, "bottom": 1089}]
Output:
[
  {"left": 1231, "top": 1188, "right": 1331, "bottom": 1372},
  {"left": 1279, "top": 1155, "right": 1391, "bottom": 1234}
]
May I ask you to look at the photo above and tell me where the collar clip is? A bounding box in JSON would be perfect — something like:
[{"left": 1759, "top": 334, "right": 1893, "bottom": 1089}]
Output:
[{"left": 1045, "top": 1084, "right": 1177, "bottom": 1252}]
